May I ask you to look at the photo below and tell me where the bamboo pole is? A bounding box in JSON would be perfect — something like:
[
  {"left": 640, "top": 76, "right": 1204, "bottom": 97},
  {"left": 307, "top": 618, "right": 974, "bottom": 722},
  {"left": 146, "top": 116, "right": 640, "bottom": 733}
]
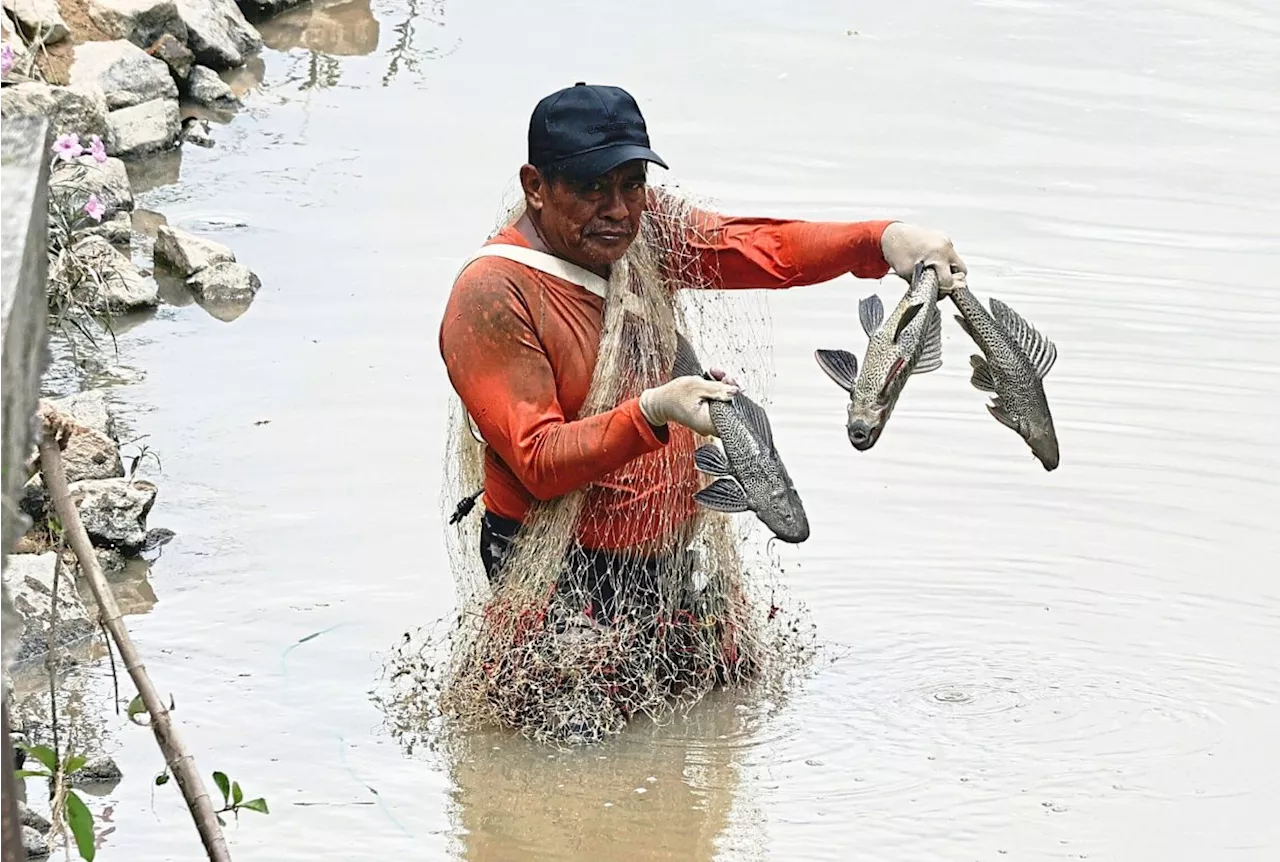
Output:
[{"left": 36, "top": 413, "right": 232, "bottom": 862}]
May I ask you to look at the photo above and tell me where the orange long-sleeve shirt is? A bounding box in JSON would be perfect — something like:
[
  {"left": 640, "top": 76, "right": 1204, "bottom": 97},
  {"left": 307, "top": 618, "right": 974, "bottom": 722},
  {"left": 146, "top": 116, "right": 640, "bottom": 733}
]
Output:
[{"left": 439, "top": 196, "right": 894, "bottom": 552}]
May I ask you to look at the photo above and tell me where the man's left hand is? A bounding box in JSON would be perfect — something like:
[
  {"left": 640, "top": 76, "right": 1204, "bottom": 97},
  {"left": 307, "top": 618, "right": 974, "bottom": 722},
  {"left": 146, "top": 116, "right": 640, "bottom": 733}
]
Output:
[{"left": 880, "top": 222, "right": 967, "bottom": 292}]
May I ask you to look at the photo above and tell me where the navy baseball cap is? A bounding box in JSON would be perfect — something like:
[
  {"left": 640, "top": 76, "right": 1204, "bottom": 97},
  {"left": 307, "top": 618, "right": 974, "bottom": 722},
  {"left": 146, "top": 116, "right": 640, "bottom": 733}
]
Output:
[{"left": 528, "top": 83, "right": 669, "bottom": 183}]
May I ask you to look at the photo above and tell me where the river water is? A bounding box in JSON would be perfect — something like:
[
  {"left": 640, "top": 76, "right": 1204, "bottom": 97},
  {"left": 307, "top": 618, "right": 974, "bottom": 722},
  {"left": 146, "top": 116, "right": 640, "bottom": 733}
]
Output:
[{"left": 22, "top": 0, "right": 1280, "bottom": 859}]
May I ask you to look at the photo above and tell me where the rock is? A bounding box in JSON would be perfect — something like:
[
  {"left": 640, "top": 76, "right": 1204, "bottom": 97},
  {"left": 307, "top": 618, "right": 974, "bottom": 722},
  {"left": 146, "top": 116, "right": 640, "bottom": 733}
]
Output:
[
  {"left": 85, "top": 210, "right": 134, "bottom": 245},
  {"left": 51, "top": 235, "right": 159, "bottom": 312},
  {"left": 19, "top": 475, "right": 47, "bottom": 523},
  {"left": 189, "top": 260, "right": 259, "bottom": 302},
  {"left": 179, "top": 116, "right": 214, "bottom": 147},
  {"left": 37, "top": 398, "right": 124, "bottom": 482},
  {"left": 69, "top": 39, "right": 178, "bottom": 111},
  {"left": 1, "top": 553, "right": 95, "bottom": 664},
  {"left": 47, "top": 389, "right": 116, "bottom": 439},
  {"left": 1, "top": 0, "right": 69, "bottom": 45},
  {"left": 0, "top": 82, "right": 112, "bottom": 149},
  {"left": 236, "top": 0, "right": 307, "bottom": 19},
  {"left": 107, "top": 97, "right": 180, "bottom": 158},
  {"left": 67, "top": 478, "right": 158, "bottom": 554},
  {"left": 69, "top": 753, "right": 124, "bottom": 783},
  {"left": 87, "top": 0, "right": 187, "bottom": 48},
  {"left": 184, "top": 64, "right": 238, "bottom": 107},
  {"left": 18, "top": 800, "right": 52, "bottom": 833},
  {"left": 50, "top": 154, "right": 135, "bottom": 219},
  {"left": 146, "top": 31, "right": 192, "bottom": 80},
  {"left": 174, "top": 0, "right": 262, "bottom": 69},
  {"left": 22, "top": 824, "right": 49, "bottom": 858},
  {"left": 2, "top": 15, "right": 33, "bottom": 76},
  {"left": 155, "top": 224, "right": 234, "bottom": 275}
]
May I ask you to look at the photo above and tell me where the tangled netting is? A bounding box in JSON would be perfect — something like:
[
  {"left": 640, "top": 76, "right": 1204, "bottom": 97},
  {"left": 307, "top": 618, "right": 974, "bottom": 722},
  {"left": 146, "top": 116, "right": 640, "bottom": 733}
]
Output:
[{"left": 377, "top": 181, "right": 821, "bottom": 747}]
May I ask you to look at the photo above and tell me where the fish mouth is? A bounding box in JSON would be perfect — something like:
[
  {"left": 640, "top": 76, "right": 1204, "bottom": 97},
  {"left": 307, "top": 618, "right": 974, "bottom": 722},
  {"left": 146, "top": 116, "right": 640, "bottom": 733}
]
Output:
[
  {"left": 1032, "top": 440, "right": 1060, "bottom": 471},
  {"left": 846, "top": 419, "right": 880, "bottom": 451}
]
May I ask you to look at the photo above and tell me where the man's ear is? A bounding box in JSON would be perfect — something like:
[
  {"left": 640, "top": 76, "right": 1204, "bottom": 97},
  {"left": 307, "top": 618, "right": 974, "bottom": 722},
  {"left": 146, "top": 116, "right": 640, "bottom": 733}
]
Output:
[{"left": 519, "top": 164, "right": 546, "bottom": 212}]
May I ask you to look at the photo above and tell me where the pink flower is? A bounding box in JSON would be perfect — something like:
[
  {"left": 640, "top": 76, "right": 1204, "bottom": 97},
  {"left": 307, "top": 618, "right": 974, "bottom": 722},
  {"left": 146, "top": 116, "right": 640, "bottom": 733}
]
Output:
[
  {"left": 89, "top": 135, "right": 107, "bottom": 164},
  {"left": 84, "top": 194, "right": 105, "bottom": 222},
  {"left": 1, "top": 43, "right": 14, "bottom": 77},
  {"left": 53, "top": 133, "right": 84, "bottom": 163}
]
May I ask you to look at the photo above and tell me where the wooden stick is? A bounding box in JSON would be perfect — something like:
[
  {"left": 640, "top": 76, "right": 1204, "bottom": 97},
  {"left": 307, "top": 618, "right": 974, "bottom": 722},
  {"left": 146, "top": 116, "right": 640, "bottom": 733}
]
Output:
[{"left": 37, "top": 418, "right": 232, "bottom": 862}]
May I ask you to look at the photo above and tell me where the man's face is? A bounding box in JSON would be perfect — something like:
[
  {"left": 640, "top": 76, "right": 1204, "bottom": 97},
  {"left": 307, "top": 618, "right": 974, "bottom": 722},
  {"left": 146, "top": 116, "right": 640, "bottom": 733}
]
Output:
[{"left": 523, "top": 161, "right": 648, "bottom": 273}]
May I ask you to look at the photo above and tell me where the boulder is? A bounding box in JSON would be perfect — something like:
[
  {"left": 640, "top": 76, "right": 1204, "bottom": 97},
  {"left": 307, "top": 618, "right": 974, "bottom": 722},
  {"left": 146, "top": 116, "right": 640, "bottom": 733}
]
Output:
[
  {"left": 2, "top": 553, "right": 95, "bottom": 665},
  {"left": 66, "top": 477, "right": 158, "bottom": 554},
  {"left": 51, "top": 235, "right": 160, "bottom": 312},
  {"left": 184, "top": 64, "right": 238, "bottom": 108},
  {"left": 85, "top": 210, "right": 134, "bottom": 245},
  {"left": 1, "top": 0, "right": 69, "bottom": 45},
  {"left": 18, "top": 801, "right": 52, "bottom": 834},
  {"left": 69, "top": 39, "right": 178, "bottom": 110},
  {"left": 50, "top": 154, "right": 135, "bottom": 219},
  {"left": 107, "top": 97, "right": 180, "bottom": 158},
  {"left": 0, "top": 82, "right": 112, "bottom": 149},
  {"left": 86, "top": 0, "right": 187, "bottom": 48},
  {"left": 188, "top": 260, "right": 259, "bottom": 302},
  {"left": 46, "top": 389, "right": 116, "bottom": 439},
  {"left": 69, "top": 753, "right": 124, "bottom": 783},
  {"left": 174, "top": 0, "right": 262, "bottom": 69},
  {"left": 146, "top": 31, "right": 192, "bottom": 80},
  {"left": 179, "top": 116, "right": 214, "bottom": 148},
  {"left": 36, "top": 398, "right": 124, "bottom": 482},
  {"left": 154, "top": 223, "right": 234, "bottom": 275},
  {"left": 22, "top": 824, "right": 49, "bottom": 858}
]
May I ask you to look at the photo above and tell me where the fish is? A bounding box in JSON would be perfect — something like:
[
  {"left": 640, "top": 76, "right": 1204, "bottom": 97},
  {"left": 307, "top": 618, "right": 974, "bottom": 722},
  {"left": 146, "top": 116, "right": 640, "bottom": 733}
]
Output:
[
  {"left": 948, "top": 282, "right": 1061, "bottom": 470},
  {"left": 813, "top": 260, "right": 945, "bottom": 450},
  {"left": 671, "top": 333, "right": 811, "bottom": 543}
]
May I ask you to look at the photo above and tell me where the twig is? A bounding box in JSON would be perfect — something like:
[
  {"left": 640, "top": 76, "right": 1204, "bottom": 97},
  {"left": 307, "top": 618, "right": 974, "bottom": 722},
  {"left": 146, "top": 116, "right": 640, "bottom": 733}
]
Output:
[{"left": 37, "top": 416, "right": 233, "bottom": 862}]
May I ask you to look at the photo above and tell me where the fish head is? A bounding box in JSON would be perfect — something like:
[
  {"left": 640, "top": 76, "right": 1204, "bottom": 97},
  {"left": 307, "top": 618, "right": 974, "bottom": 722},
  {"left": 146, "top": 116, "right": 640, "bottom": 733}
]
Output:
[
  {"left": 756, "top": 485, "right": 810, "bottom": 543},
  {"left": 1025, "top": 414, "right": 1060, "bottom": 471},
  {"left": 845, "top": 357, "right": 905, "bottom": 451}
]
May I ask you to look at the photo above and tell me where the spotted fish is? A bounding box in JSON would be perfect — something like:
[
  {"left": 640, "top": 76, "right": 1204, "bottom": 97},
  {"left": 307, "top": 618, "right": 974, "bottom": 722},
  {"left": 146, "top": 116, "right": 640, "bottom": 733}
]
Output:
[
  {"left": 814, "top": 261, "right": 944, "bottom": 450},
  {"left": 672, "top": 334, "right": 810, "bottom": 543},
  {"left": 949, "top": 282, "right": 1060, "bottom": 470}
]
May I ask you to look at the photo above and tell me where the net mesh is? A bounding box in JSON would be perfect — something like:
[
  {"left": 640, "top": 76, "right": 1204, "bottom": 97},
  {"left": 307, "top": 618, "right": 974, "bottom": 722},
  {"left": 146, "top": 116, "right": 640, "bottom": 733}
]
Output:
[{"left": 379, "top": 182, "right": 819, "bottom": 746}]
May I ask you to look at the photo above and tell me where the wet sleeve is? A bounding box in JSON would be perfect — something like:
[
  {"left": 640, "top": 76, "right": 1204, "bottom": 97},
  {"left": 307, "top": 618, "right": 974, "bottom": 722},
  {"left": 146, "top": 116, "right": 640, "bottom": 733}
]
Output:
[
  {"left": 439, "top": 262, "right": 669, "bottom": 502},
  {"left": 675, "top": 200, "right": 896, "bottom": 289}
]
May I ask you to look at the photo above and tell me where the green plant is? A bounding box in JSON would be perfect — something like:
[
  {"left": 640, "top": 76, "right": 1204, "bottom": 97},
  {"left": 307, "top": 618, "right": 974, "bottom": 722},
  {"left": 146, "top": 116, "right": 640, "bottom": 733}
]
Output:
[{"left": 15, "top": 744, "right": 99, "bottom": 861}]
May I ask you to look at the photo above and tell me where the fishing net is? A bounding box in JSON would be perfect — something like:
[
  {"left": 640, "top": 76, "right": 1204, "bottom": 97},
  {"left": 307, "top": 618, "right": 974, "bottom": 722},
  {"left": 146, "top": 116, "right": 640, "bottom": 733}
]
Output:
[{"left": 379, "top": 181, "right": 819, "bottom": 746}]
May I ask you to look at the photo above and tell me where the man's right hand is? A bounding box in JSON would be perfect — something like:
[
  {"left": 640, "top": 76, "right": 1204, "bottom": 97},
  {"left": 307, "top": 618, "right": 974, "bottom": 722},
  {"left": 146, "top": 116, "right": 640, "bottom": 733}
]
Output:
[{"left": 639, "top": 376, "right": 738, "bottom": 437}]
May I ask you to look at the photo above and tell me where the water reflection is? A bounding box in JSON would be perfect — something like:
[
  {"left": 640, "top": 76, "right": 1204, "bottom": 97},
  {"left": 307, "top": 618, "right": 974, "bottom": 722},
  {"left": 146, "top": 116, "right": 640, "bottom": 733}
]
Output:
[
  {"left": 389, "top": 690, "right": 766, "bottom": 862},
  {"left": 260, "top": 0, "right": 381, "bottom": 55}
]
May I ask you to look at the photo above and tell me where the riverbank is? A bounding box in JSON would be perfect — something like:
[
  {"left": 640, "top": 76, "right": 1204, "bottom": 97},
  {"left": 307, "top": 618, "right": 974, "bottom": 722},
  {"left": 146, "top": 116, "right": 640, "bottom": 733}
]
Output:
[{"left": 2, "top": 1, "right": 336, "bottom": 855}]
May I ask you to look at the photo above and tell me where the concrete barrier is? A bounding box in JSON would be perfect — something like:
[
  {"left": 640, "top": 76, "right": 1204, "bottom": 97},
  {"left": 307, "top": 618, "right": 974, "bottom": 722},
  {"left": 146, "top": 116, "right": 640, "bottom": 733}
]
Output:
[{"left": 2, "top": 113, "right": 52, "bottom": 862}]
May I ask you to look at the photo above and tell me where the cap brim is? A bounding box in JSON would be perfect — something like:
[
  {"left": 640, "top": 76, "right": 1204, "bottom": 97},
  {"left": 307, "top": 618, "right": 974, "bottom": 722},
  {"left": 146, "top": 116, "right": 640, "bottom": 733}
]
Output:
[{"left": 552, "top": 143, "right": 669, "bottom": 183}]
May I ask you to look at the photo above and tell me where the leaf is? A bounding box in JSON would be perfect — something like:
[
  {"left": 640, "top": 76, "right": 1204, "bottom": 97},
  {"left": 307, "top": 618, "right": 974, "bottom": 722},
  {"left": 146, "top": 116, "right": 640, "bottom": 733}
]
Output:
[
  {"left": 14, "top": 769, "right": 51, "bottom": 780},
  {"left": 126, "top": 694, "right": 149, "bottom": 725},
  {"left": 240, "top": 798, "right": 269, "bottom": 815},
  {"left": 22, "top": 744, "right": 59, "bottom": 773},
  {"left": 65, "top": 790, "right": 96, "bottom": 861},
  {"left": 216, "top": 814, "right": 226, "bottom": 827},
  {"left": 63, "top": 754, "right": 88, "bottom": 776},
  {"left": 155, "top": 772, "right": 170, "bottom": 786},
  {"left": 232, "top": 781, "right": 243, "bottom": 806},
  {"left": 213, "top": 771, "right": 230, "bottom": 804}
]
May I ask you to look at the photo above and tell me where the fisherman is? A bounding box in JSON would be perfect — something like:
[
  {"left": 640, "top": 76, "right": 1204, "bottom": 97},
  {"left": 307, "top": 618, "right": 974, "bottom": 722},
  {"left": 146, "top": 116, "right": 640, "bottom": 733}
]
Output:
[{"left": 439, "top": 82, "right": 968, "bottom": 604}]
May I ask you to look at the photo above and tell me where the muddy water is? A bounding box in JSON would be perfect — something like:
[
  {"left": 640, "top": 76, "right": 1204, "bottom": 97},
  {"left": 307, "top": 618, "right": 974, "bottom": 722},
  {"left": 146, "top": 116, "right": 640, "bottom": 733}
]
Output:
[{"left": 25, "top": 0, "right": 1280, "bottom": 859}]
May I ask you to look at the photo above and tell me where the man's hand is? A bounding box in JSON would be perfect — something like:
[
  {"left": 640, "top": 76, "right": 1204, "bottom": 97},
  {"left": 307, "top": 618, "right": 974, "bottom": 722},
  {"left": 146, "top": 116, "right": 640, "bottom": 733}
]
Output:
[
  {"left": 880, "top": 222, "right": 967, "bottom": 292},
  {"left": 640, "top": 375, "right": 738, "bottom": 438}
]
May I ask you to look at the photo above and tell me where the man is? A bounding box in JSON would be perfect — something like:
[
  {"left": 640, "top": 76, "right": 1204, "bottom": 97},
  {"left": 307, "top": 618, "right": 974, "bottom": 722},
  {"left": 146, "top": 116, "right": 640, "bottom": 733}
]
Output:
[{"left": 439, "top": 82, "right": 966, "bottom": 598}]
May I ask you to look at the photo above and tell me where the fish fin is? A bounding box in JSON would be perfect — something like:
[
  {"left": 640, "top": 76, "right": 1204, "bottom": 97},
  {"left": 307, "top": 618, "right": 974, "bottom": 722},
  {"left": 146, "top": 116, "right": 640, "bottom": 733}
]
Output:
[
  {"left": 878, "top": 356, "right": 906, "bottom": 402},
  {"left": 953, "top": 313, "right": 977, "bottom": 341},
  {"left": 693, "top": 444, "right": 731, "bottom": 477},
  {"left": 968, "top": 354, "right": 997, "bottom": 392},
  {"left": 693, "top": 477, "right": 750, "bottom": 514},
  {"left": 732, "top": 392, "right": 775, "bottom": 449},
  {"left": 859, "top": 294, "right": 884, "bottom": 336},
  {"left": 912, "top": 308, "right": 943, "bottom": 374},
  {"left": 814, "top": 348, "right": 859, "bottom": 393},
  {"left": 989, "top": 297, "right": 1058, "bottom": 379},
  {"left": 671, "top": 332, "right": 704, "bottom": 379},
  {"left": 986, "top": 399, "right": 1021, "bottom": 433},
  {"left": 891, "top": 303, "right": 924, "bottom": 344}
]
